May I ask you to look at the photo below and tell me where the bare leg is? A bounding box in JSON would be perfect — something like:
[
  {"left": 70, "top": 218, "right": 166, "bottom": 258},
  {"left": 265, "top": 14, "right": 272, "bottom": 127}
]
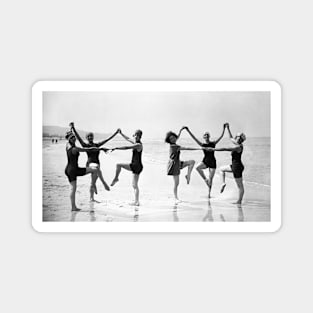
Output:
[
  {"left": 70, "top": 181, "right": 80, "bottom": 211},
  {"left": 90, "top": 173, "right": 98, "bottom": 201},
  {"left": 196, "top": 162, "right": 208, "bottom": 183},
  {"left": 111, "top": 163, "right": 132, "bottom": 186},
  {"left": 207, "top": 168, "right": 216, "bottom": 198},
  {"left": 173, "top": 175, "right": 180, "bottom": 202},
  {"left": 219, "top": 165, "right": 232, "bottom": 193},
  {"left": 130, "top": 174, "right": 140, "bottom": 206},
  {"left": 234, "top": 177, "right": 244, "bottom": 204},
  {"left": 97, "top": 168, "right": 110, "bottom": 191},
  {"left": 181, "top": 160, "right": 195, "bottom": 184}
]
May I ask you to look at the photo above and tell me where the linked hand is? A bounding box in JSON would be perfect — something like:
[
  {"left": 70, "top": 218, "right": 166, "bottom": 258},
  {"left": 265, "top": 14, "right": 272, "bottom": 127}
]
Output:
[{"left": 69, "top": 122, "right": 74, "bottom": 128}]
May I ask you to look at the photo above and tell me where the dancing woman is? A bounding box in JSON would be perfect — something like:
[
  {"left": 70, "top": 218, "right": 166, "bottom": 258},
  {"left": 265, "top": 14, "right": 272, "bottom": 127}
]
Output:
[
  {"left": 183, "top": 124, "right": 226, "bottom": 197},
  {"left": 64, "top": 131, "right": 107, "bottom": 211},
  {"left": 205, "top": 124, "right": 246, "bottom": 204},
  {"left": 110, "top": 129, "right": 143, "bottom": 206},
  {"left": 70, "top": 122, "right": 119, "bottom": 200},
  {"left": 165, "top": 128, "right": 206, "bottom": 204}
]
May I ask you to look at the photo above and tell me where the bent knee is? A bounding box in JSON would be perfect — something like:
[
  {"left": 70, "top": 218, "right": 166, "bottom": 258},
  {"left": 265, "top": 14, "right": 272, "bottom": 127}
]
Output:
[{"left": 196, "top": 164, "right": 203, "bottom": 170}]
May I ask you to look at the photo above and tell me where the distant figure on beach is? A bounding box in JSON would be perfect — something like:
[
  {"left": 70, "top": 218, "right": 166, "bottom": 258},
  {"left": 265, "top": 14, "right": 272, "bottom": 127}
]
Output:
[
  {"left": 52, "top": 138, "right": 54, "bottom": 143},
  {"left": 110, "top": 129, "right": 143, "bottom": 206},
  {"left": 64, "top": 131, "right": 108, "bottom": 211},
  {"left": 182, "top": 124, "right": 226, "bottom": 198},
  {"left": 70, "top": 122, "right": 120, "bottom": 201},
  {"left": 165, "top": 128, "right": 206, "bottom": 204},
  {"left": 55, "top": 139, "right": 58, "bottom": 143},
  {"left": 206, "top": 123, "right": 246, "bottom": 204}
]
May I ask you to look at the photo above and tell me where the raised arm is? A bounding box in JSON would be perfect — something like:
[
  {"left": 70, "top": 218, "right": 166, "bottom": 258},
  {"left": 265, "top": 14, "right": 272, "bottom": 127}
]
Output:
[
  {"left": 176, "top": 127, "right": 185, "bottom": 141},
  {"left": 225, "top": 124, "right": 238, "bottom": 144},
  {"left": 70, "top": 123, "right": 87, "bottom": 147},
  {"left": 185, "top": 127, "right": 202, "bottom": 146},
  {"left": 214, "top": 124, "right": 226, "bottom": 144},
  {"left": 226, "top": 123, "right": 233, "bottom": 139},
  {"left": 96, "top": 129, "right": 120, "bottom": 147},
  {"left": 120, "top": 131, "right": 135, "bottom": 144}
]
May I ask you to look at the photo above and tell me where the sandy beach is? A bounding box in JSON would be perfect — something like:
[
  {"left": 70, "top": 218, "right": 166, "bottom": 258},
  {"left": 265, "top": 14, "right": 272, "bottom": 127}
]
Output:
[{"left": 43, "top": 139, "right": 270, "bottom": 222}]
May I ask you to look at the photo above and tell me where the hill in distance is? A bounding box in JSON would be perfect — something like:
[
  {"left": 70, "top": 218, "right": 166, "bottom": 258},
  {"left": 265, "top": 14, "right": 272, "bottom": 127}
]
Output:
[{"left": 43, "top": 125, "right": 112, "bottom": 139}]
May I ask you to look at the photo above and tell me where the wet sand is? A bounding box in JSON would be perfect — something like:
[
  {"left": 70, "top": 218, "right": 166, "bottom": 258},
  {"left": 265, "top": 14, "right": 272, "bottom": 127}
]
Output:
[{"left": 43, "top": 144, "right": 270, "bottom": 222}]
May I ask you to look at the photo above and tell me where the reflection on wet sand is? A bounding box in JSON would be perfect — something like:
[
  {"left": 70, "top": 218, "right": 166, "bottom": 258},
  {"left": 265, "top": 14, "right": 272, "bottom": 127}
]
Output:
[
  {"left": 203, "top": 200, "right": 213, "bottom": 222},
  {"left": 89, "top": 201, "right": 96, "bottom": 221},
  {"left": 90, "top": 211, "right": 96, "bottom": 222},
  {"left": 220, "top": 203, "right": 245, "bottom": 222},
  {"left": 68, "top": 199, "right": 247, "bottom": 223},
  {"left": 173, "top": 205, "right": 179, "bottom": 222},
  {"left": 133, "top": 208, "right": 139, "bottom": 222},
  {"left": 70, "top": 211, "right": 79, "bottom": 222},
  {"left": 237, "top": 204, "right": 244, "bottom": 222}
]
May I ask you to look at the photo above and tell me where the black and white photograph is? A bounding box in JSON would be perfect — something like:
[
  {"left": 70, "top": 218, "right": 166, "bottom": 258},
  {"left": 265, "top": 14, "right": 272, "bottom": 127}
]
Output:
[{"left": 33, "top": 81, "right": 281, "bottom": 232}]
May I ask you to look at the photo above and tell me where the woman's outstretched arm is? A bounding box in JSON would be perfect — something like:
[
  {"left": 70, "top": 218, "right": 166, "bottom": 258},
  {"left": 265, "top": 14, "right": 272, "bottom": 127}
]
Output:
[
  {"left": 112, "top": 143, "right": 141, "bottom": 151},
  {"left": 70, "top": 123, "right": 88, "bottom": 147},
  {"left": 225, "top": 124, "right": 238, "bottom": 144},
  {"left": 205, "top": 145, "right": 241, "bottom": 152},
  {"left": 97, "top": 129, "right": 120, "bottom": 147},
  {"left": 226, "top": 124, "right": 233, "bottom": 138},
  {"left": 184, "top": 127, "right": 202, "bottom": 146},
  {"left": 120, "top": 131, "right": 135, "bottom": 144},
  {"left": 73, "top": 146, "right": 107, "bottom": 153},
  {"left": 180, "top": 147, "right": 205, "bottom": 151},
  {"left": 214, "top": 124, "right": 227, "bottom": 144},
  {"left": 176, "top": 127, "right": 185, "bottom": 140}
]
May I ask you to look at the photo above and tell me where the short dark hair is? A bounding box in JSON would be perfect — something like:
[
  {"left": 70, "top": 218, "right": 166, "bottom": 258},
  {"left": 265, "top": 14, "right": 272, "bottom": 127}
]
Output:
[
  {"left": 165, "top": 131, "right": 178, "bottom": 144},
  {"left": 65, "top": 131, "right": 74, "bottom": 140},
  {"left": 86, "top": 132, "right": 94, "bottom": 139},
  {"left": 134, "top": 129, "right": 143, "bottom": 138}
]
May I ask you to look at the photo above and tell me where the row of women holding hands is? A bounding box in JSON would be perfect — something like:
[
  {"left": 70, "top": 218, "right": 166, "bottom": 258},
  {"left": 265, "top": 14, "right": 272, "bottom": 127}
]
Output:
[{"left": 64, "top": 122, "right": 246, "bottom": 211}]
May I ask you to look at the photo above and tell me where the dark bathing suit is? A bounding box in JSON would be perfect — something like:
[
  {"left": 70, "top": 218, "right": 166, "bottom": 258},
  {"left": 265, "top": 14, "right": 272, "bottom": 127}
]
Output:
[
  {"left": 130, "top": 144, "right": 143, "bottom": 174},
  {"left": 231, "top": 144, "right": 244, "bottom": 178},
  {"left": 201, "top": 142, "right": 216, "bottom": 168},
  {"left": 85, "top": 142, "right": 100, "bottom": 166},
  {"left": 167, "top": 144, "right": 184, "bottom": 176},
  {"left": 65, "top": 146, "right": 86, "bottom": 182}
]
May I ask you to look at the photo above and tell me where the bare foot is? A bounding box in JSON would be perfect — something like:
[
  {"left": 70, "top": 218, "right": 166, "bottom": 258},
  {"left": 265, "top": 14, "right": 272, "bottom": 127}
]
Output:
[
  {"left": 110, "top": 178, "right": 119, "bottom": 186},
  {"left": 71, "top": 207, "right": 81, "bottom": 212},
  {"left": 103, "top": 181, "right": 110, "bottom": 191},
  {"left": 93, "top": 184, "right": 98, "bottom": 194},
  {"left": 220, "top": 183, "right": 226, "bottom": 193},
  {"left": 174, "top": 199, "right": 182, "bottom": 205},
  {"left": 129, "top": 201, "right": 140, "bottom": 206},
  {"left": 185, "top": 175, "right": 191, "bottom": 184}
]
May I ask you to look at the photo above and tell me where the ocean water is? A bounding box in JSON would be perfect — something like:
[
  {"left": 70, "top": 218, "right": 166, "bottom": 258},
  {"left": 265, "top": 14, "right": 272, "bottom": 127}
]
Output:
[{"left": 44, "top": 136, "right": 270, "bottom": 185}]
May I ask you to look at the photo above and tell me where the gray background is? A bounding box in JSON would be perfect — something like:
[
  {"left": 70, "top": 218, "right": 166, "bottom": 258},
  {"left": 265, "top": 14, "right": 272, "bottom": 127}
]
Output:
[{"left": 0, "top": 1, "right": 310, "bottom": 312}]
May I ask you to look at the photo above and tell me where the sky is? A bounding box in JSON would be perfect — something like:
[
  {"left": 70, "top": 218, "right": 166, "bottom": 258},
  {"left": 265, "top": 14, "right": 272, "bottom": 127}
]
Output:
[{"left": 43, "top": 91, "right": 270, "bottom": 138}]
